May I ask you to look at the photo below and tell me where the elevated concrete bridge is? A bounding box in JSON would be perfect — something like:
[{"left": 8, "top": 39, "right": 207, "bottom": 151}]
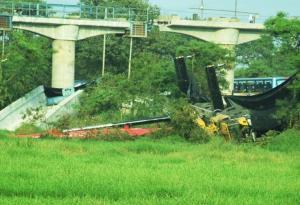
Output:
[
  {"left": 12, "top": 16, "right": 131, "bottom": 89},
  {"left": 157, "top": 16, "right": 265, "bottom": 94},
  {"left": 1, "top": 2, "right": 265, "bottom": 94},
  {"left": 0, "top": 2, "right": 148, "bottom": 89}
]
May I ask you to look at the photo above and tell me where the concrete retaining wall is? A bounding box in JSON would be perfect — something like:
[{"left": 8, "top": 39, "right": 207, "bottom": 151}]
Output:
[
  {"left": 0, "top": 86, "right": 47, "bottom": 131},
  {"left": 0, "top": 86, "right": 84, "bottom": 131}
]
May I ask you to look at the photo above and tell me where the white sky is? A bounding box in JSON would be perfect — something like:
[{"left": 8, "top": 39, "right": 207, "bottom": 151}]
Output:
[
  {"left": 150, "top": 0, "right": 299, "bottom": 20},
  {"left": 48, "top": 0, "right": 300, "bottom": 22}
]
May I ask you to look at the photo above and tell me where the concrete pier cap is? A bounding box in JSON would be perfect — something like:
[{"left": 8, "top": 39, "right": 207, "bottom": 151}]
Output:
[
  {"left": 53, "top": 25, "right": 79, "bottom": 41},
  {"left": 213, "top": 28, "right": 239, "bottom": 45}
]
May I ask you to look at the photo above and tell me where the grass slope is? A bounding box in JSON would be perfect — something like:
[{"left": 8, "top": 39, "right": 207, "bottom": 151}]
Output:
[{"left": 0, "top": 131, "right": 299, "bottom": 205}]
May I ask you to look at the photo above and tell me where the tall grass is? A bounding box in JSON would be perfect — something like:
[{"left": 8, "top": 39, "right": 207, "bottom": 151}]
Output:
[{"left": 0, "top": 131, "right": 299, "bottom": 204}]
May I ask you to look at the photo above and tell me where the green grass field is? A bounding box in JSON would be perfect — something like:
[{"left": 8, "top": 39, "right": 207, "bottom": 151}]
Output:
[{"left": 0, "top": 130, "right": 299, "bottom": 205}]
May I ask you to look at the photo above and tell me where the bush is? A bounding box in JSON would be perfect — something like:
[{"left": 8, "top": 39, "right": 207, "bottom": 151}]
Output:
[
  {"left": 15, "top": 123, "right": 44, "bottom": 135},
  {"left": 265, "top": 129, "right": 300, "bottom": 152},
  {"left": 49, "top": 114, "right": 73, "bottom": 130},
  {"left": 187, "top": 126, "right": 210, "bottom": 143},
  {"left": 78, "top": 73, "right": 174, "bottom": 122},
  {"left": 0, "top": 130, "right": 13, "bottom": 138},
  {"left": 170, "top": 100, "right": 210, "bottom": 143},
  {"left": 149, "top": 125, "right": 174, "bottom": 140},
  {"left": 94, "top": 129, "right": 136, "bottom": 142}
]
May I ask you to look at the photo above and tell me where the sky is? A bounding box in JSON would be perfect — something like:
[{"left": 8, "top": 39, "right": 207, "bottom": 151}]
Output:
[
  {"left": 48, "top": 0, "right": 300, "bottom": 22},
  {"left": 149, "top": 0, "right": 300, "bottom": 22}
]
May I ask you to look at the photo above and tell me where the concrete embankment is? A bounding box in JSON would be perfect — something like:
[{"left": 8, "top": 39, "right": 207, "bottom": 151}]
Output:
[
  {"left": 0, "top": 86, "right": 46, "bottom": 131},
  {"left": 0, "top": 86, "right": 83, "bottom": 131}
]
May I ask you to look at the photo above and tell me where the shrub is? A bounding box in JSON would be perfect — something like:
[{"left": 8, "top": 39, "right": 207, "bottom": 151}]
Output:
[
  {"left": 15, "top": 123, "right": 44, "bottom": 135},
  {"left": 265, "top": 129, "right": 300, "bottom": 152},
  {"left": 94, "top": 129, "right": 136, "bottom": 142},
  {"left": 149, "top": 125, "right": 174, "bottom": 140},
  {"left": 49, "top": 114, "right": 73, "bottom": 130},
  {"left": 170, "top": 100, "right": 210, "bottom": 143},
  {"left": 0, "top": 130, "right": 13, "bottom": 138}
]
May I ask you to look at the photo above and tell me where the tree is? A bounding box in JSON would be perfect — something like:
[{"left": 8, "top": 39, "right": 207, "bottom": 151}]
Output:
[
  {"left": 236, "top": 13, "right": 300, "bottom": 128},
  {"left": 81, "top": 0, "right": 150, "bottom": 10},
  {"left": 0, "top": 31, "right": 51, "bottom": 109},
  {"left": 76, "top": 53, "right": 179, "bottom": 126},
  {"left": 0, "top": 0, "right": 51, "bottom": 109},
  {"left": 266, "top": 13, "right": 300, "bottom": 128},
  {"left": 236, "top": 13, "right": 300, "bottom": 77}
]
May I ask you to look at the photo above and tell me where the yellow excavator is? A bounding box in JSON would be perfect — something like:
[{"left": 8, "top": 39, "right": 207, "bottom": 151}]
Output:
[
  {"left": 195, "top": 110, "right": 253, "bottom": 140},
  {"left": 174, "top": 56, "right": 256, "bottom": 140}
]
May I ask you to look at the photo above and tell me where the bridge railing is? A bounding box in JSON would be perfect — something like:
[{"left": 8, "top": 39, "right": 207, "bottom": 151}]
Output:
[
  {"left": 159, "top": 8, "right": 261, "bottom": 23},
  {"left": 0, "top": 2, "right": 150, "bottom": 22}
]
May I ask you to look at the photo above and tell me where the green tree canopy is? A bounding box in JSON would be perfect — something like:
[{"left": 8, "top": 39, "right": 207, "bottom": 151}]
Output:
[
  {"left": 236, "top": 13, "right": 300, "bottom": 127},
  {"left": 0, "top": 31, "right": 51, "bottom": 108},
  {"left": 236, "top": 13, "right": 300, "bottom": 77}
]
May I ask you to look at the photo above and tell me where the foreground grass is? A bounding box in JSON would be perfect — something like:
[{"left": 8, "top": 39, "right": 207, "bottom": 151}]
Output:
[{"left": 0, "top": 130, "right": 299, "bottom": 205}]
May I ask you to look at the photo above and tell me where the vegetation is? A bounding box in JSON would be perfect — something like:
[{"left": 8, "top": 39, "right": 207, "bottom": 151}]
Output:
[
  {"left": 0, "top": 0, "right": 51, "bottom": 109},
  {"left": 0, "top": 31, "right": 51, "bottom": 109},
  {"left": 170, "top": 100, "right": 210, "bottom": 143},
  {"left": 265, "top": 129, "right": 300, "bottom": 152},
  {"left": 15, "top": 123, "right": 44, "bottom": 135},
  {"left": 236, "top": 13, "right": 300, "bottom": 77},
  {"left": 236, "top": 13, "right": 300, "bottom": 128},
  {"left": 0, "top": 129, "right": 299, "bottom": 204}
]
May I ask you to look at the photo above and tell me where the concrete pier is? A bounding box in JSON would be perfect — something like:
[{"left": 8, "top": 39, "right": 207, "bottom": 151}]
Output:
[
  {"left": 157, "top": 17, "right": 265, "bottom": 94},
  {"left": 220, "top": 44, "right": 236, "bottom": 95},
  {"left": 52, "top": 40, "right": 75, "bottom": 88},
  {"left": 12, "top": 16, "right": 131, "bottom": 89},
  {"left": 215, "top": 29, "right": 239, "bottom": 94}
]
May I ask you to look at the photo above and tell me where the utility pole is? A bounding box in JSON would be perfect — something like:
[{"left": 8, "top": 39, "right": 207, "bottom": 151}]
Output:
[
  {"left": 1, "top": 31, "right": 5, "bottom": 60},
  {"left": 0, "top": 15, "right": 11, "bottom": 88},
  {"left": 192, "top": 54, "right": 195, "bottom": 72},
  {"left": 234, "top": 0, "right": 238, "bottom": 18},
  {"left": 128, "top": 37, "right": 133, "bottom": 80},
  {"left": 0, "top": 31, "right": 5, "bottom": 86},
  {"left": 200, "top": 0, "right": 204, "bottom": 19},
  {"left": 101, "top": 34, "right": 106, "bottom": 76}
]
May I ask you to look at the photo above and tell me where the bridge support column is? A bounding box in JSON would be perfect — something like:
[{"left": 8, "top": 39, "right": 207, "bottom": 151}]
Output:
[
  {"left": 220, "top": 44, "right": 236, "bottom": 95},
  {"left": 52, "top": 39, "right": 75, "bottom": 89},
  {"left": 215, "top": 29, "right": 239, "bottom": 95}
]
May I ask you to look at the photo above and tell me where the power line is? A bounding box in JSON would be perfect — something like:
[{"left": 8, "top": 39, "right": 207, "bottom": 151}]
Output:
[{"left": 190, "top": 8, "right": 259, "bottom": 15}]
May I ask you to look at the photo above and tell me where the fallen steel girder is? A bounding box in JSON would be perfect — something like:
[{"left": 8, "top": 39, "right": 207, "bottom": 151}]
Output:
[
  {"left": 62, "top": 116, "right": 171, "bottom": 133},
  {"left": 16, "top": 116, "right": 171, "bottom": 139},
  {"left": 174, "top": 56, "right": 209, "bottom": 103},
  {"left": 226, "top": 71, "right": 299, "bottom": 111},
  {"left": 226, "top": 70, "right": 299, "bottom": 133}
]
